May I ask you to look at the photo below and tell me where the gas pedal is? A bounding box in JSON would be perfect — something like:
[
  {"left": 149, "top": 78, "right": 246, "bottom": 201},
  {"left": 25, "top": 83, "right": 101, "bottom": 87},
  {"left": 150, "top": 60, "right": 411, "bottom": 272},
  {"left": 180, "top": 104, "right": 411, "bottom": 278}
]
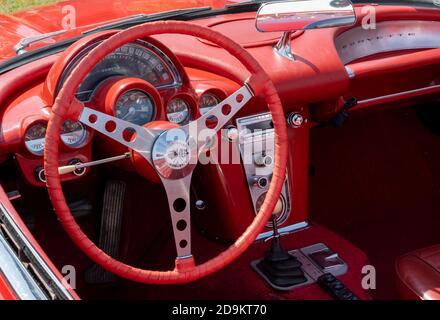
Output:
[{"left": 85, "top": 180, "right": 126, "bottom": 284}]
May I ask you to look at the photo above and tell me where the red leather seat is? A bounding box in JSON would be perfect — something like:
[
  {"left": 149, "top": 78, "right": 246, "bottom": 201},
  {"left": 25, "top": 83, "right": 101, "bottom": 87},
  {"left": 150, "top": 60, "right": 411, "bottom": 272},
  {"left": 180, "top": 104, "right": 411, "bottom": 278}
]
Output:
[{"left": 395, "top": 245, "right": 440, "bottom": 300}]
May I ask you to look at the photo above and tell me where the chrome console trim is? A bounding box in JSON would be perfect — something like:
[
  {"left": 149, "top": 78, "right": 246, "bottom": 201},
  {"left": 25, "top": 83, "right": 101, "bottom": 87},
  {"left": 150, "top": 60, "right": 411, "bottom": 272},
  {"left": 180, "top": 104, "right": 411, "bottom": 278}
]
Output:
[
  {"left": 335, "top": 20, "right": 440, "bottom": 65},
  {"left": 0, "top": 203, "right": 74, "bottom": 300},
  {"left": 236, "top": 112, "right": 292, "bottom": 228}
]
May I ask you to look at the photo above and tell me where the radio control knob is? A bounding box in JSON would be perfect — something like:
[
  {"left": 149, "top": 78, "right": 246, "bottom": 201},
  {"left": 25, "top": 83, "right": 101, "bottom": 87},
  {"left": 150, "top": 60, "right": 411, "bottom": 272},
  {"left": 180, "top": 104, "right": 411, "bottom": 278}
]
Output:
[{"left": 254, "top": 154, "right": 273, "bottom": 167}]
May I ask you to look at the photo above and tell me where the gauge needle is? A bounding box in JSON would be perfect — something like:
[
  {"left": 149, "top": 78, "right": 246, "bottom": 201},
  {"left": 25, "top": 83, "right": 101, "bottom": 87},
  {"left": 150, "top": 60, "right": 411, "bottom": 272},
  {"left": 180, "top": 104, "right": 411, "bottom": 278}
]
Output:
[
  {"left": 122, "top": 108, "right": 136, "bottom": 120},
  {"left": 58, "top": 153, "right": 131, "bottom": 175}
]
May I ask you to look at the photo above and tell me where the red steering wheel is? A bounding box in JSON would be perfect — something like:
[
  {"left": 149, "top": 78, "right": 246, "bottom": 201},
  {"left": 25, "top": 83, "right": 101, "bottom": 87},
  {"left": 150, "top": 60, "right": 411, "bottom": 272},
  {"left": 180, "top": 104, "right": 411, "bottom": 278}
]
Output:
[{"left": 44, "top": 21, "right": 288, "bottom": 284}]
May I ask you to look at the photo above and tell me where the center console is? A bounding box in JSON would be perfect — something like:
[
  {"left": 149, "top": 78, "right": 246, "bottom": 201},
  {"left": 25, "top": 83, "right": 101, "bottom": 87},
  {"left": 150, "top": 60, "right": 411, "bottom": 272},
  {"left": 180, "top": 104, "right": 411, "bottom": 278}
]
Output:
[{"left": 236, "top": 112, "right": 291, "bottom": 227}]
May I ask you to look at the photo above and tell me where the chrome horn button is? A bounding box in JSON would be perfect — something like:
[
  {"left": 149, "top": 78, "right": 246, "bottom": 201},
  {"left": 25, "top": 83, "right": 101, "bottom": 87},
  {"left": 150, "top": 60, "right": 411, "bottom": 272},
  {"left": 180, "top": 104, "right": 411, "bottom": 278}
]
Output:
[{"left": 152, "top": 128, "right": 197, "bottom": 180}]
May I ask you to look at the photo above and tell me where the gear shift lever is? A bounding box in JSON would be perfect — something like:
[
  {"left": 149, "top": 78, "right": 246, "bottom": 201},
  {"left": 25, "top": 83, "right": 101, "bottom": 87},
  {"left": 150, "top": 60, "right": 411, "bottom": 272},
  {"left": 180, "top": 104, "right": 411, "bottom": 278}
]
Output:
[{"left": 255, "top": 214, "right": 307, "bottom": 289}]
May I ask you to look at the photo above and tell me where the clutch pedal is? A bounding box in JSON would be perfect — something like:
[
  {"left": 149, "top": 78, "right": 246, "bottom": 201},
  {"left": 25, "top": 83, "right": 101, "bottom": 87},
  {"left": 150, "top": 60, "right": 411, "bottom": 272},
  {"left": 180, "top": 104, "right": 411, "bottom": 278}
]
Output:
[{"left": 85, "top": 180, "right": 126, "bottom": 284}]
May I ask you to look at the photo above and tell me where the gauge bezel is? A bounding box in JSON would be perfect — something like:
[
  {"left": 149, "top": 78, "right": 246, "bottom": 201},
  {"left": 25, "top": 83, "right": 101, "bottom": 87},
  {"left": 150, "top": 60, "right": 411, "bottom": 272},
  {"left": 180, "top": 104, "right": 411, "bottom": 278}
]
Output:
[
  {"left": 96, "top": 77, "right": 163, "bottom": 124},
  {"left": 24, "top": 120, "right": 48, "bottom": 156},
  {"left": 56, "top": 40, "right": 182, "bottom": 103},
  {"left": 199, "top": 90, "right": 226, "bottom": 116},
  {"left": 166, "top": 93, "right": 198, "bottom": 125},
  {"left": 255, "top": 192, "right": 289, "bottom": 228},
  {"left": 60, "top": 120, "right": 90, "bottom": 149},
  {"left": 114, "top": 89, "right": 156, "bottom": 125}
]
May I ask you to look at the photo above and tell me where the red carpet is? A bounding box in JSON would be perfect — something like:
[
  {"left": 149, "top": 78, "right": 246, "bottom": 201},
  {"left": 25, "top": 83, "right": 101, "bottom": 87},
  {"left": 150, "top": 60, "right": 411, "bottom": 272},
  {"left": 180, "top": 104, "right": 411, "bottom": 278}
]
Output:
[
  {"left": 309, "top": 105, "right": 440, "bottom": 299},
  {"left": 79, "top": 224, "right": 371, "bottom": 300}
]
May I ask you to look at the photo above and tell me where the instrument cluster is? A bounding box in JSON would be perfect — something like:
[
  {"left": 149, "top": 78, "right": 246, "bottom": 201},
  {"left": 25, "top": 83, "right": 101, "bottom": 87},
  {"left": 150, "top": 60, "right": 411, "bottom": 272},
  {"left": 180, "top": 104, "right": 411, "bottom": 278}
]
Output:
[
  {"left": 76, "top": 41, "right": 200, "bottom": 127},
  {"left": 21, "top": 39, "right": 228, "bottom": 161},
  {"left": 70, "top": 40, "right": 227, "bottom": 128}
]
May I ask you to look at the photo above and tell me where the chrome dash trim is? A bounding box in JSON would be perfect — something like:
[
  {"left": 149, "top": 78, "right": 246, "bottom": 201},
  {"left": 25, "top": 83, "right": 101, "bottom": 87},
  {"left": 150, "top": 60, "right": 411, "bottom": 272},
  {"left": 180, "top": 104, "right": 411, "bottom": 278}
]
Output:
[
  {"left": 353, "top": 83, "right": 440, "bottom": 110},
  {"left": 335, "top": 20, "right": 440, "bottom": 65}
]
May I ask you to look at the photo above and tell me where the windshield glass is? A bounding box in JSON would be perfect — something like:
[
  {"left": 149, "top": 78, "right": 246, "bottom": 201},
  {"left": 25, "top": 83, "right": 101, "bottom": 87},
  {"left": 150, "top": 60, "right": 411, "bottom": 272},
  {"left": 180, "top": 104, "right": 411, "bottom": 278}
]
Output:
[{"left": 0, "top": 0, "right": 438, "bottom": 63}]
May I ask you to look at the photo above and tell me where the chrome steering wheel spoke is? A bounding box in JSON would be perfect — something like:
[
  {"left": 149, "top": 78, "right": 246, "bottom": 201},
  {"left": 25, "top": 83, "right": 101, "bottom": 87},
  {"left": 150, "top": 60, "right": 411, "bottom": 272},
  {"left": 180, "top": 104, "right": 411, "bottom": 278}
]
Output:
[
  {"left": 79, "top": 85, "right": 253, "bottom": 263},
  {"left": 182, "top": 85, "right": 253, "bottom": 152},
  {"left": 79, "top": 107, "right": 163, "bottom": 163},
  {"left": 160, "top": 174, "right": 193, "bottom": 258}
]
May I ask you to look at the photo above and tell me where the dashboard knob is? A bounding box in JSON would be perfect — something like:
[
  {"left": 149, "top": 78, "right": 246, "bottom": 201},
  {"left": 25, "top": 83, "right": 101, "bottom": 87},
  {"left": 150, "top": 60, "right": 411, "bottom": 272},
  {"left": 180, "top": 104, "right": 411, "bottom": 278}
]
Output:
[
  {"left": 34, "top": 166, "right": 46, "bottom": 183},
  {"left": 253, "top": 176, "right": 269, "bottom": 189},
  {"left": 195, "top": 200, "right": 206, "bottom": 210},
  {"left": 287, "top": 112, "right": 305, "bottom": 128},
  {"left": 68, "top": 159, "right": 86, "bottom": 177},
  {"left": 225, "top": 126, "right": 239, "bottom": 141},
  {"left": 254, "top": 154, "right": 273, "bottom": 167}
]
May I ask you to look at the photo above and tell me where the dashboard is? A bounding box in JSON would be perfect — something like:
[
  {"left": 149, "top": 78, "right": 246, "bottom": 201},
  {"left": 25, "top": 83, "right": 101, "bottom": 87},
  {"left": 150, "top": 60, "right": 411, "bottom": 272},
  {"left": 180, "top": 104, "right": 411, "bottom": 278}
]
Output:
[
  {"left": 1, "top": 5, "right": 440, "bottom": 239},
  {"left": 2, "top": 34, "right": 231, "bottom": 187}
]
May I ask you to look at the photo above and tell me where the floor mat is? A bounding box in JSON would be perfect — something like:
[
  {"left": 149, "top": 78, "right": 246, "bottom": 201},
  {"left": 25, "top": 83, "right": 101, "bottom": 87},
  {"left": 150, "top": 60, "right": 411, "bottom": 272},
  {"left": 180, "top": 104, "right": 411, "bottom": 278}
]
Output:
[
  {"left": 309, "top": 105, "right": 440, "bottom": 299},
  {"left": 79, "top": 224, "right": 371, "bottom": 300}
]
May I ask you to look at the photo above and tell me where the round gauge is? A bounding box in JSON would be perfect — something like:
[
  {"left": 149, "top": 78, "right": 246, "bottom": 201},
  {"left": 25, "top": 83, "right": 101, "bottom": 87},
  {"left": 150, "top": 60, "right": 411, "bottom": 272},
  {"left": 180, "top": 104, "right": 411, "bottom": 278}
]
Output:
[
  {"left": 255, "top": 192, "right": 288, "bottom": 227},
  {"left": 199, "top": 93, "right": 220, "bottom": 115},
  {"left": 25, "top": 122, "right": 47, "bottom": 155},
  {"left": 115, "top": 90, "right": 155, "bottom": 125},
  {"left": 61, "top": 120, "right": 88, "bottom": 148},
  {"left": 167, "top": 98, "right": 190, "bottom": 125}
]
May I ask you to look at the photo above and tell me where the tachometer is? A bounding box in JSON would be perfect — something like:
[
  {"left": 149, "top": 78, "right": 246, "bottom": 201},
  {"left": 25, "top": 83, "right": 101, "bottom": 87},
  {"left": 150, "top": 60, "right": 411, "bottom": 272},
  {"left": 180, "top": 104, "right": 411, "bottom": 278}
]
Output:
[
  {"left": 199, "top": 93, "right": 221, "bottom": 115},
  {"left": 115, "top": 90, "right": 155, "bottom": 125},
  {"left": 24, "top": 122, "right": 47, "bottom": 155},
  {"left": 167, "top": 98, "right": 190, "bottom": 125},
  {"left": 61, "top": 120, "right": 88, "bottom": 148}
]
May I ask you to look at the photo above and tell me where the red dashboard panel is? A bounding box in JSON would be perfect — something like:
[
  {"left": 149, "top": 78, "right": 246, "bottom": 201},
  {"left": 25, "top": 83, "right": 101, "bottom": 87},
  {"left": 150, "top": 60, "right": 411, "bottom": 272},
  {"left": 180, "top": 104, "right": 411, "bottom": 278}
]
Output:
[{"left": 0, "top": 4, "right": 440, "bottom": 239}]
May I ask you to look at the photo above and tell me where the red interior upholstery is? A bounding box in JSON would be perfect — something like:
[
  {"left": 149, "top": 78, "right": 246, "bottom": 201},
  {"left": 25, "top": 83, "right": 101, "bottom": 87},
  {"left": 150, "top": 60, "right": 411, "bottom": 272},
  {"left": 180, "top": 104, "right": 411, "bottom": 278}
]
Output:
[
  {"left": 396, "top": 245, "right": 440, "bottom": 300},
  {"left": 309, "top": 105, "right": 440, "bottom": 299}
]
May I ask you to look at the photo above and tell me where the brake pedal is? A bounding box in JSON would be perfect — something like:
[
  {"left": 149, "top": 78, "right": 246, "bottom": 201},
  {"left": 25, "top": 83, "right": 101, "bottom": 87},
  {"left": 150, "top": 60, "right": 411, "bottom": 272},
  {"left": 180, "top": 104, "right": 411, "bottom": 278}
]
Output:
[{"left": 85, "top": 180, "right": 126, "bottom": 284}]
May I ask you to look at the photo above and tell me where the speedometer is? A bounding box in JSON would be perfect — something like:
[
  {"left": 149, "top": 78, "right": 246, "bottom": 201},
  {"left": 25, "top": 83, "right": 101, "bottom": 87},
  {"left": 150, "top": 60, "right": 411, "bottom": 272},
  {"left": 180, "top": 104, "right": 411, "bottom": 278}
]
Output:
[
  {"left": 24, "top": 122, "right": 47, "bottom": 155},
  {"left": 61, "top": 120, "right": 88, "bottom": 148},
  {"left": 63, "top": 42, "right": 181, "bottom": 102}
]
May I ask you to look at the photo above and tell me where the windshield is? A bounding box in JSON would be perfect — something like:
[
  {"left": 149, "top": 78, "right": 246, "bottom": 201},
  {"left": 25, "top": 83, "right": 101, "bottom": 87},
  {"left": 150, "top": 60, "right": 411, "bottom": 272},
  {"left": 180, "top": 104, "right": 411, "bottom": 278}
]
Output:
[{"left": 0, "top": 0, "right": 438, "bottom": 63}]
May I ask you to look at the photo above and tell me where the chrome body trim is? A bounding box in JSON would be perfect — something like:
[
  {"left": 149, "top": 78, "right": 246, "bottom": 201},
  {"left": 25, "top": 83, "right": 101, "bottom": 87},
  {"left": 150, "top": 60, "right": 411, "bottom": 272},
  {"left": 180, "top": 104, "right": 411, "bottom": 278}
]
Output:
[
  {"left": 0, "top": 234, "right": 47, "bottom": 300},
  {"left": 0, "top": 203, "right": 75, "bottom": 300}
]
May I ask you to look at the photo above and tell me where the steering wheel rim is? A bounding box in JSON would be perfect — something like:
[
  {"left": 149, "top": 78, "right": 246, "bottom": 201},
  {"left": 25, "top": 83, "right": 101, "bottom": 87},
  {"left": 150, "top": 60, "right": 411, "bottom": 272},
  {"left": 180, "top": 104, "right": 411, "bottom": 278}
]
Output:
[{"left": 44, "top": 21, "right": 288, "bottom": 284}]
